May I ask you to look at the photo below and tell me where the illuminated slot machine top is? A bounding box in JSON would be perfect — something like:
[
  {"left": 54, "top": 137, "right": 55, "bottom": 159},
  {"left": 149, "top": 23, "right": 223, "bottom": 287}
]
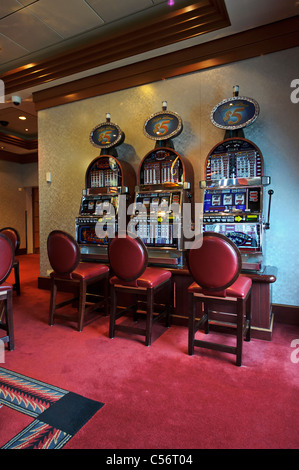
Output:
[
  {"left": 76, "top": 114, "right": 136, "bottom": 261},
  {"left": 201, "top": 87, "right": 273, "bottom": 272},
  {"left": 132, "top": 102, "right": 194, "bottom": 267}
]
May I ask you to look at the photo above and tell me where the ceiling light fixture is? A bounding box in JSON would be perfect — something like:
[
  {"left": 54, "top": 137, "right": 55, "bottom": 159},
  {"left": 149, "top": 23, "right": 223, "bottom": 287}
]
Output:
[{"left": 19, "top": 116, "right": 26, "bottom": 120}]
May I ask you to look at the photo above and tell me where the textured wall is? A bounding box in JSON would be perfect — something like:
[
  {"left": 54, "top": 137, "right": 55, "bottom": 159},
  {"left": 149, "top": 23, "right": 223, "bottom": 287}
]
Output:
[{"left": 38, "top": 47, "right": 299, "bottom": 305}]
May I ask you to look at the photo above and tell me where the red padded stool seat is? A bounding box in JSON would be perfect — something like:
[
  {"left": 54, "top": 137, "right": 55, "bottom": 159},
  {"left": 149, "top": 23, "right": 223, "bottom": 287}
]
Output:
[
  {"left": 0, "top": 234, "right": 15, "bottom": 351},
  {"left": 0, "top": 227, "right": 20, "bottom": 296},
  {"left": 108, "top": 234, "right": 172, "bottom": 346},
  {"left": 110, "top": 267, "right": 171, "bottom": 289},
  {"left": 188, "top": 275, "right": 252, "bottom": 299},
  {"left": 47, "top": 230, "right": 109, "bottom": 331},
  {"left": 50, "top": 262, "right": 109, "bottom": 281},
  {"left": 187, "top": 232, "right": 252, "bottom": 366}
]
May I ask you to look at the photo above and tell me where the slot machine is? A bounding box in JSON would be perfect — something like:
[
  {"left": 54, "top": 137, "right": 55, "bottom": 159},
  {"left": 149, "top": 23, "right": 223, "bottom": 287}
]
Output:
[
  {"left": 200, "top": 87, "right": 273, "bottom": 272},
  {"left": 76, "top": 114, "right": 136, "bottom": 262},
  {"left": 131, "top": 102, "right": 194, "bottom": 267}
]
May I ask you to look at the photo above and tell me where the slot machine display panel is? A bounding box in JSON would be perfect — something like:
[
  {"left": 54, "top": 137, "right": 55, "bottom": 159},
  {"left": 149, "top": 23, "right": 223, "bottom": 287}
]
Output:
[
  {"left": 76, "top": 155, "right": 136, "bottom": 261},
  {"left": 201, "top": 138, "right": 270, "bottom": 272},
  {"left": 133, "top": 147, "right": 193, "bottom": 267}
]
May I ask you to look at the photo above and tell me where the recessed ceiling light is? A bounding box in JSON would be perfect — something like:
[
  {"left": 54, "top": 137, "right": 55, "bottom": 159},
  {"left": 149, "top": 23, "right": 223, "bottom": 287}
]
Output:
[{"left": 19, "top": 116, "right": 26, "bottom": 120}]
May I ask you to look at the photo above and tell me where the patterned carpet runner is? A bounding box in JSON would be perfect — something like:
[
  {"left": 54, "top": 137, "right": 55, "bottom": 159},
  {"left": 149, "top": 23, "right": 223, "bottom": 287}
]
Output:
[{"left": 0, "top": 367, "right": 104, "bottom": 449}]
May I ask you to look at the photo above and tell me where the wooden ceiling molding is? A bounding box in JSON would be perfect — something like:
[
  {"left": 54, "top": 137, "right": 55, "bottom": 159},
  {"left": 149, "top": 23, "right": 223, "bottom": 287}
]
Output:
[
  {"left": 1, "top": 0, "right": 230, "bottom": 95},
  {"left": 0, "top": 133, "right": 38, "bottom": 150},
  {"left": 32, "top": 16, "right": 299, "bottom": 111}
]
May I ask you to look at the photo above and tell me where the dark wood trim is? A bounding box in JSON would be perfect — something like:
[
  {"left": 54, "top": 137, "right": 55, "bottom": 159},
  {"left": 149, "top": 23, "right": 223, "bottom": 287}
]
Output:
[
  {"left": 272, "top": 304, "right": 299, "bottom": 325},
  {"left": 0, "top": 148, "right": 37, "bottom": 164},
  {"left": 32, "top": 16, "right": 299, "bottom": 111},
  {"left": 2, "top": 0, "right": 230, "bottom": 94}
]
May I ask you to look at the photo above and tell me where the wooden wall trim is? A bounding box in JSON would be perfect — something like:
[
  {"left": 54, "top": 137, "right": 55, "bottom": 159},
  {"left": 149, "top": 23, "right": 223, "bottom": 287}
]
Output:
[
  {"left": 32, "top": 16, "right": 299, "bottom": 111},
  {"left": 0, "top": 148, "right": 38, "bottom": 164},
  {"left": 2, "top": 0, "right": 230, "bottom": 95},
  {"left": 272, "top": 304, "right": 299, "bottom": 326}
]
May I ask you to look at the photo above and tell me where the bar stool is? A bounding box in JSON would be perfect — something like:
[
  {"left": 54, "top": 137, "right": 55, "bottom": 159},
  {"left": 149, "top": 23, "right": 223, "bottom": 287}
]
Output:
[
  {"left": 187, "top": 232, "right": 252, "bottom": 366},
  {"left": 0, "top": 227, "right": 20, "bottom": 296},
  {"left": 47, "top": 230, "right": 109, "bottom": 331},
  {"left": 108, "top": 234, "right": 172, "bottom": 346},
  {"left": 0, "top": 233, "right": 15, "bottom": 351}
]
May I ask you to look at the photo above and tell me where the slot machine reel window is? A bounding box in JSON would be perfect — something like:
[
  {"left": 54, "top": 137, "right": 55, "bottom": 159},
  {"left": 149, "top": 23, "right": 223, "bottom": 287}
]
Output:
[
  {"left": 80, "top": 195, "right": 118, "bottom": 215},
  {"left": 131, "top": 192, "right": 180, "bottom": 248},
  {"left": 204, "top": 189, "right": 247, "bottom": 213},
  {"left": 141, "top": 149, "right": 183, "bottom": 186},
  {"left": 88, "top": 157, "right": 121, "bottom": 188},
  {"left": 81, "top": 198, "right": 95, "bottom": 214},
  {"left": 205, "top": 139, "right": 263, "bottom": 182}
]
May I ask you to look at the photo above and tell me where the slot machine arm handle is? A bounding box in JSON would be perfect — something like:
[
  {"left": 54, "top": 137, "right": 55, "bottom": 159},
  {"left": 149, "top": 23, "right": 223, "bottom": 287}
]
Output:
[{"left": 264, "top": 189, "right": 274, "bottom": 230}]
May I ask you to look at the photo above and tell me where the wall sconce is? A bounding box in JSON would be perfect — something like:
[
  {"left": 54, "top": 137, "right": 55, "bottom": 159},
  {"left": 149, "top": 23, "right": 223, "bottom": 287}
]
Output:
[{"left": 46, "top": 172, "right": 52, "bottom": 183}]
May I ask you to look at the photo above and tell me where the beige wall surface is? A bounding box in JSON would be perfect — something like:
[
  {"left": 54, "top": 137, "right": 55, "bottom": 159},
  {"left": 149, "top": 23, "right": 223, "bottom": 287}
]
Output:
[{"left": 38, "top": 47, "right": 299, "bottom": 305}]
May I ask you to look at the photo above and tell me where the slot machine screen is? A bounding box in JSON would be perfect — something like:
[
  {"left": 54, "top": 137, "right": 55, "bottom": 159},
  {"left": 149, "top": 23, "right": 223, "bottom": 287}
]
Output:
[
  {"left": 204, "top": 223, "right": 260, "bottom": 250},
  {"left": 77, "top": 225, "right": 110, "bottom": 245}
]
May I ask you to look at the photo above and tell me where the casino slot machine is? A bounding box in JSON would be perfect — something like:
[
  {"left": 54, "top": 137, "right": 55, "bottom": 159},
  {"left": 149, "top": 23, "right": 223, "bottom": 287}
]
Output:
[
  {"left": 76, "top": 114, "right": 136, "bottom": 262},
  {"left": 200, "top": 86, "right": 273, "bottom": 272},
  {"left": 131, "top": 102, "right": 194, "bottom": 267}
]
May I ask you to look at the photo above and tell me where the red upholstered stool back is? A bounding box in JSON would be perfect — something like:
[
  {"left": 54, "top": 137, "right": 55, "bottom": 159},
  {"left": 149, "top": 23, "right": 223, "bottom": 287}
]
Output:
[
  {"left": 108, "top": 233, "right": 172, "bottom": 346},
  {"left": 0, "top": 227, "right": 20, "bottom": 253},
  {"left": 108, "top": 234, "right": 148, "bottom": 282},
  {"left": 47, "top": 230, "right": 109, "bottom": 331},
  {"left": 47, "top": 230, "right": 80, "bottom": 277},
  {"left": 187, "top": 232, "right": 241, "bottom": 294},
  {"left": 187, "top": 232, "right": 251, "bottom": 366},
  {"left": 0, "top": 233, "right": 14, "bottom": 284}
]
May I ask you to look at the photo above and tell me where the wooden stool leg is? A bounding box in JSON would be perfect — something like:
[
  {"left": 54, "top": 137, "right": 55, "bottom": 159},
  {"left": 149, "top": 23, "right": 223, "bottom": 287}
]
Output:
[
  {"left": 49, "top": 278, "right": 57, "bottom": 326},
  {"left": 6, "top": 290, "right": 14, "bottom": 351},
  {"left": 104, "top": 275, "right": 109, "bottom": 317},
  {"left": 236, "top": 299, "right": 244, "bottom": 367},
  {"left": 145, "top": 289, "right": 154, "bottom": 346},
  {"left": 165, "top": 279, "right": 172, "bottom": 328},
  {"left": 14, "top": 263, "right": 20, "bottom": 296},
  {"left": 204, "top": 302, "right": 209, "bottom": 334},
  {"left": 78, "top": 280, "right": 86, "bottom": 332},
  {"left": 245, "top": 292, "right": 251, "bottom": 342},
  {"left": 109, "top": 286, "right": 117, "bottom": 339},
  {"left": 188, "top": 292, "right": 196, "bottom": 355}
]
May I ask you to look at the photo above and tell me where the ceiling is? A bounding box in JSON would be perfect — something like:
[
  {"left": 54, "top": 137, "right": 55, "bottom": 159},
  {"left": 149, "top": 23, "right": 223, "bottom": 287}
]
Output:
[{"left": 0, "top": 0, "right": 298, "bottom": 162}]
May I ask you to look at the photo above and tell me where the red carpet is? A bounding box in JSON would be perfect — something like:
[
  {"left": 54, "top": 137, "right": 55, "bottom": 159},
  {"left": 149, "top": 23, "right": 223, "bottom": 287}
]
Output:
[{"left": 1, "top": 254, "right": 299, "bottom": 449}]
